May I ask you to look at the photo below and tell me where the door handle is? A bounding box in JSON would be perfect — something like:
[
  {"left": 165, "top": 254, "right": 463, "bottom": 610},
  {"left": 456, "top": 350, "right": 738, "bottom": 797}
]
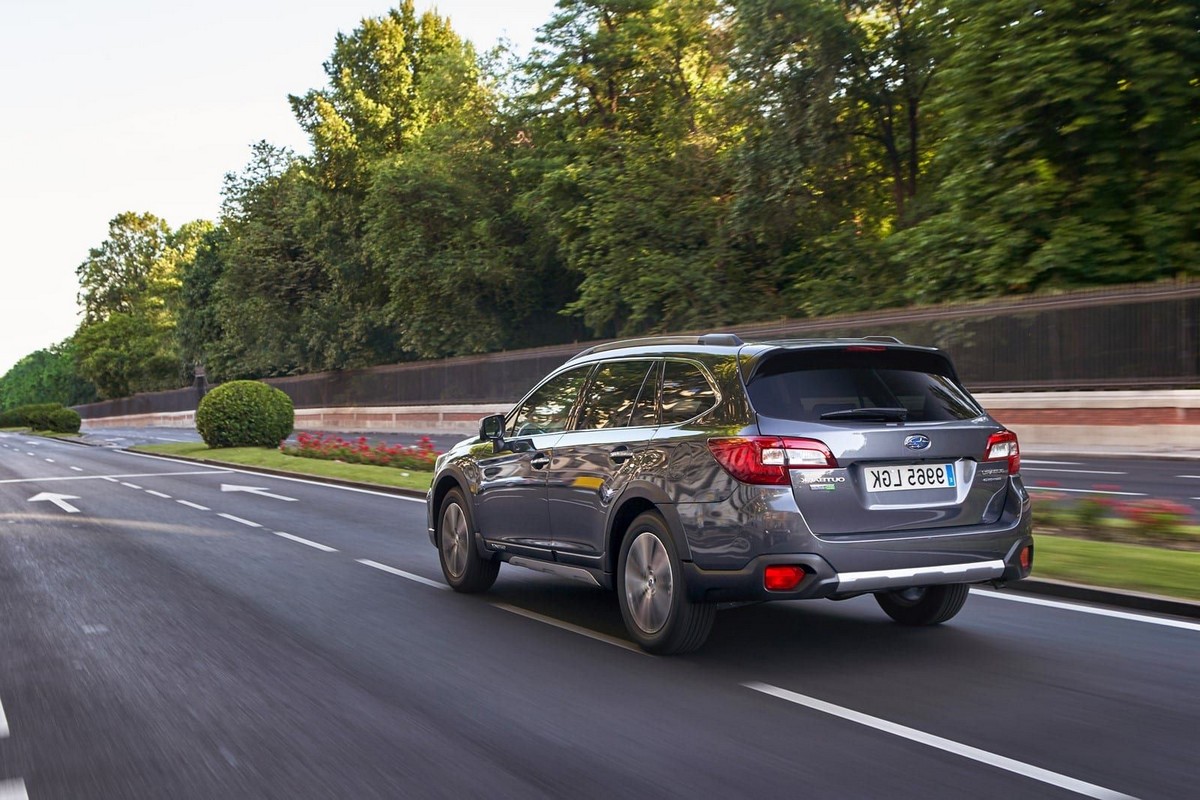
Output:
[
  {"left": 609, "top": 447, "right": 634, "bottom": 464},
  {"left": 531, "top": 453, "right": 551, "bottom": 470}
]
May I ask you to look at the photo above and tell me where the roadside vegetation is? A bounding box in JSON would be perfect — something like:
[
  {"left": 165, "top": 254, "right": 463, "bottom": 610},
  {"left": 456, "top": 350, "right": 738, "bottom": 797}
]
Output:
[{"left": 2, "top": 0, "right": 1197, "bottom": 405}]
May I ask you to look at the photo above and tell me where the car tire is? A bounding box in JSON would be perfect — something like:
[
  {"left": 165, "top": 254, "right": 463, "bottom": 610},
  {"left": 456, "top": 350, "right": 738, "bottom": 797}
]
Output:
[
  {"left": 617, "top": 511, "right": 714, "bottom": 654},
  {"left": 874, "top": 583, "right": 970, "bottom": 626},
  {"left": 438, "top": 488, "right": 499, "bottom": 593}
]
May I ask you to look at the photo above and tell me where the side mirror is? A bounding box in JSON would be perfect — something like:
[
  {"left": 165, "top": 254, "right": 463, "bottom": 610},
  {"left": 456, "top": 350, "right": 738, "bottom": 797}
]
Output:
[{"left": 479, "top": 414, "right": 506, "bottom": 452}]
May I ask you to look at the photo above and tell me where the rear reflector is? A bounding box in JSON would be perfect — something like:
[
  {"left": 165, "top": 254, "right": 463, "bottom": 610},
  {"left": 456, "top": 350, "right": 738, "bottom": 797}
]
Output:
[
  {"left": 984, "top": 430, "right": 1021, "bottom": 474},
  {"left": 764, "top": 565, "right": 806, "bottom": 591},
  {"left": 708, "top": 437, "right": 838, "bottom": 485},
  {"left": 1020, "top": 545, "right": 1033, "bottom": 571}
]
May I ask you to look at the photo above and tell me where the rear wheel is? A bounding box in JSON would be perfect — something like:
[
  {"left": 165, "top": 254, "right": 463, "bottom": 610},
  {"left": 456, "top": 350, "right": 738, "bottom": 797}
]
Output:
[
  {"left": 875, "top": 583, "right": 969, "bottom": 625},
  {"left": 438, "top": 488, "right": 499, "bottom": 593},
  {"left": 617, "top": 512, "right": 714, "bottom": 654}
]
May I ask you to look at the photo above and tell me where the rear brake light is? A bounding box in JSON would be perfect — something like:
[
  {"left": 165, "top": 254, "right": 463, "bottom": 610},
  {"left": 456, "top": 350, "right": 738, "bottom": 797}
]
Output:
[
  {"left": 708, "top": 437, "right": 837, "bottom": 485},
  {"left": 844, "top": 345, "right": 886, "bottom": 352},
  {"left": 985, "top": 430, "right": 1020, "bottom": 474},
  {"left": 764, "top": 565, "right": 807, "bottom": 591}
]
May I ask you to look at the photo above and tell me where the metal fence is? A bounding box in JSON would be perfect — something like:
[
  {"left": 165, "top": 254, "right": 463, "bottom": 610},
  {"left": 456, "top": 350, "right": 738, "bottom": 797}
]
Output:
[{"left": 74, "top": 281, "right": 1200, "bottom": 419}]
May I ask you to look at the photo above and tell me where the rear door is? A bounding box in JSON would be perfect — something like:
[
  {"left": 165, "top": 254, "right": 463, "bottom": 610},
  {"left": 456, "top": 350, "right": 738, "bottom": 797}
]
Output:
[{"left": 747, "top": 346, "right": 1011, "bottom": 535}]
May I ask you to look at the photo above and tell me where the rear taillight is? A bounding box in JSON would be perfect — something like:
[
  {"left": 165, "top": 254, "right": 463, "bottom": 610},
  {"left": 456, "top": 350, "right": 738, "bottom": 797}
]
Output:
[
  {"left": 708, "top": 437, "right": 838, "bottom": 485},
  {"left": 985, "top": 430, "right": 1020, "bottom": 474}
]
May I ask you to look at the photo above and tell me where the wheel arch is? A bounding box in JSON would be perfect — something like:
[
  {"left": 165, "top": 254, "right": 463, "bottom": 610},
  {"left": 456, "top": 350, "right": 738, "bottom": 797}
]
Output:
[{"left": 605, "top": 486, "right": 692, "bottom": 577}]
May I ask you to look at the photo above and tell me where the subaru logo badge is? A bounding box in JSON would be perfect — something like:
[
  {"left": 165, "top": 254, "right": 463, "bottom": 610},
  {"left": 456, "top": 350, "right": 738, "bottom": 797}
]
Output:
[{"left": 905, "top": 434, "right": 931, "bottom": 450}]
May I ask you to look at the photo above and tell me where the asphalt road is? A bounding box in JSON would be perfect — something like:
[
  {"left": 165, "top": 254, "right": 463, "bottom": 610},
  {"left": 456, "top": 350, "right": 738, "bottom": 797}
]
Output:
[{"left": 1, "top": 433, "right": 1198, "bottom": 799}]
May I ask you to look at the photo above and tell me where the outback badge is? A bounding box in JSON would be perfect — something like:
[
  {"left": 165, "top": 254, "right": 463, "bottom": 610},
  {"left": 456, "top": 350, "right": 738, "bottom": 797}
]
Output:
[{"left": 904, "top": 434, "right": 931, "bottom": 450}]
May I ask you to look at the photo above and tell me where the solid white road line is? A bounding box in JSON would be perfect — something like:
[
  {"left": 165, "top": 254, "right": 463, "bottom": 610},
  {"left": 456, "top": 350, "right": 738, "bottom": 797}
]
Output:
[
  {"left": 356, "top": 559, "right": 448, "bottom": 589},
  {"left": 217, "top": 513, "right": 262, "bottom": 528},
  {"left": 145, "top": 490, "right": 171, "bottom": 499},
  {"left": 492, "top": 603, "right": 645, "bottom": 654},
  {"left": 176, "top": 500, "right": 210, "bottom": 511},
  {"left": 0, "top": 779, "right": 29, "bottom": 800},
  {"left": 1026, "top": 486, "right": 1146, "bottom": 497},
  {"left": 1022, "top": 467, "right": 1126, "bottom": 476},
  {"left": 744, "top": 683, "right": 1136, "bottom": 800},
  {"left": 971, "top": 589, "right": 1200, "bottom": 632},
  {"left": 0, "top": 694, "right": 8, "bottom": 737},
  {"left": 0, "top": 469, "right": 228, "bottom": 485},
  {"left": 122, "top": 450, "right": 426, "bottom": 502},
  {"left": 273, "top": 531, "right": 337, "bottom": 552}
]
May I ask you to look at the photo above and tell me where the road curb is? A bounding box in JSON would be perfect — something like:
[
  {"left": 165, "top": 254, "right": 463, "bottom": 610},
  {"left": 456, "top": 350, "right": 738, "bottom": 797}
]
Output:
[{"left": 1004, "top": 577, "right": 1200, "bottom": 619}]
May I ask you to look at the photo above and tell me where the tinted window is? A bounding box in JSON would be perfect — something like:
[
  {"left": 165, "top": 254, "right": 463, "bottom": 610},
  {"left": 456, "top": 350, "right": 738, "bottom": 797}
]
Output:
[
  {"left": 660, "top": 361, "right": 717, "bottom": 425},
  {"left": 509, "top": 366, "right": 592, "bottom": 436},
  {"left": 747, "top": 349, "right": 982, "bottom": 422},
  {"left": 575, "top": 361, "right": 657, "bottom": 430}
]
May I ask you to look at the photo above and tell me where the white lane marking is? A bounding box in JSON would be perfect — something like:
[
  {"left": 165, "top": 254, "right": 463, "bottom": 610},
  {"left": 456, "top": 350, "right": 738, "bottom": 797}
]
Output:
[
  {"left": 24, "top": 442, "right": 39, "bottom": 446},
  {"left": 0, "top": 694, "right": 8, "bottom": 737},
  {"left": 744, "top": 682, "right": 1136, "bottom": 800},
  {"left": 217, "top": 513, "right": 262, "bottom": 528},
  {"left": 176, "top": 500, "right": 210, "bottom": 511},
  {"left": 1179, "top": 475, "right": 1200, "bottom": 480},
  {"left": 44, "top": 458, "right": 55, "bottom": 463},
  {"left": 0, "top": 779, "right": 29, "bottom": 800},
  {"left": 120, "top": 482, "right": 143, "bottom": 490},
  {"left": 81, "top": 624, "right": 109, "bottom": 635},
  {"left": 0, "top": 469, "right": 230, "bottom": 485},
  {"left": 492, "top": 603, "right": 645, "bottom": 654},
  {"left": 357, "top": 559, "right": 449, "bottom": 590},
  {"left": 221, "top": 484, "right": 297, "bottom": 502},
  {"left": 122, "top": 450, "right": 426, "bottom": 502},
  {"left": 971, "top": 589, "right": 1200, "bottom": 632},
  {"left": 28, "top": 493, "right": 81, "bottom": 514},
  {"left": 273, "top": 531, "right": 337, "bottom": 552},
  {"left": 1022, "top": 467, "right": 1126, "bottom": 476},
  {"left": 1023, "top": 459, "right": 1083, "bottom": 466},
  {"left": 1026, "top": 486, "right": 1146, "bottom": 497},
  {"left": 70, "top": 466, "right": 83, "bottom": 472},
  {"left": 25, "top": 452, "right": 35, "bottom": 457},
  {"left": 145, "top": 490, "right": 172, "bottom": 499}
]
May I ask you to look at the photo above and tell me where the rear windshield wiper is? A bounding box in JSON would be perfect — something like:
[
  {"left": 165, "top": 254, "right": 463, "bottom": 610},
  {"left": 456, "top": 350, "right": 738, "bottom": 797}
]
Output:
[{"left": 819, "top": 407, "right": 909, "bottom": 422}]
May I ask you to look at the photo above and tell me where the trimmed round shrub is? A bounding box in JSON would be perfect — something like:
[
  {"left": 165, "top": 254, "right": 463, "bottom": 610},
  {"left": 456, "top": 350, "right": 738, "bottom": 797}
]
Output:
[
  {"left": 47, "top": 407, "right": 81, "bottom": 434},
  {"left": 196, "top": 381, "right": 294, "bottom": 448}
]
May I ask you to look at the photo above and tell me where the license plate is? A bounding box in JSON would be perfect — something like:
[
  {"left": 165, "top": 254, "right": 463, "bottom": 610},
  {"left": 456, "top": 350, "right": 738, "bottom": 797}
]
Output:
[{"left": 865, "top": 463, "right": 956, "bottom": 492}]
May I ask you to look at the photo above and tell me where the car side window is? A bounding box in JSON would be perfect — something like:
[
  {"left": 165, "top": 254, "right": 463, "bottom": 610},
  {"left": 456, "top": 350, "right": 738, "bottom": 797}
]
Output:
[
  {"left": 508, "top": 366, "right": 592, "bottom": 437},
  {"left": 659, "top": 361, "right": 718, "bottom": 425},
  {"left": 629, "top": 361, "right": 661, "bottom": 427},
  {"left": 575, "top": 360, "right": 657, "bottom": 430}
]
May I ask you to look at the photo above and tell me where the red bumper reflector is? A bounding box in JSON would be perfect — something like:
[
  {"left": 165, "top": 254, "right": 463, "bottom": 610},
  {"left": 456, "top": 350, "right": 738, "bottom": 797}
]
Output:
[
  {"left": 764, "top": 565, "right": 806, "bottom": 591},
  {"left": 1020, "top": 545, "right": 1033, "bottom": 571}
]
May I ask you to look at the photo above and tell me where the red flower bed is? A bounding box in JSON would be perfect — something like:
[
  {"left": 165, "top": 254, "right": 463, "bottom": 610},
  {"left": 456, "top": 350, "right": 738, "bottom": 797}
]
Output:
[{"left": 281, "top": 432, "right": 440, "bottom": 471}]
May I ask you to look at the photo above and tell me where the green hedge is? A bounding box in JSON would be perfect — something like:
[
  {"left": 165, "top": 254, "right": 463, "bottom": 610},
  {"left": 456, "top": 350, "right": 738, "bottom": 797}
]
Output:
[
  {"left": 196, "top": 381, "right": 294, "bottom": 448},
  {"left": 0, "top": 403, "right": 80, "bottom": 433}
]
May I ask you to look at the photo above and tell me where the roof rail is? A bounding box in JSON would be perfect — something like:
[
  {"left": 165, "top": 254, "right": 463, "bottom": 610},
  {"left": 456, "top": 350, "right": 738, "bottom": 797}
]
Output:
[
  {"left": 862, "top": 335, "right": 903, "bottom": 344},
  {"left": 575, "top": 333, "right": 745, "bottom": 358}
]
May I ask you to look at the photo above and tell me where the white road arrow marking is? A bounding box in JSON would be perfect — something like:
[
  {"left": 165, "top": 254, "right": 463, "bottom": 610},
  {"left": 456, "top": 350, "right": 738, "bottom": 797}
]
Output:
[
  {"left": 28, "top": 493, "right": 81, "bottom": 513},
  {"left": 220, "top": 484, "right": 298, "bottom": 502}
]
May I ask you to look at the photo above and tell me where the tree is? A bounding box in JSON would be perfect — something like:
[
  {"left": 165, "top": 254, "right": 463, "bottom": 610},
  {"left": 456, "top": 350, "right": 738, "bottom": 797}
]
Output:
[
  {"left": 76, "top": 212, "right": 172, "bottom": 323},
  {"left": 0, "top": 339, "right": 97, "bottom": 410}
]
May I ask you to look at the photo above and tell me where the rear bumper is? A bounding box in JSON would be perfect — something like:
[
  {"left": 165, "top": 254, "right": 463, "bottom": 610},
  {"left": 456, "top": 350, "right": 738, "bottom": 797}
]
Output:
[{"left": 682, "top": 536, "right": 1033, "bottom": 603}]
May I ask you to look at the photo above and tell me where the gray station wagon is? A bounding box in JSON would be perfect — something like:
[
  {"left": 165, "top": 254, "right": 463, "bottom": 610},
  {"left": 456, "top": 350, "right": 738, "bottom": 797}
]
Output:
[{"left": 427, "top": 334, "right": 1033, "bottom": 653}]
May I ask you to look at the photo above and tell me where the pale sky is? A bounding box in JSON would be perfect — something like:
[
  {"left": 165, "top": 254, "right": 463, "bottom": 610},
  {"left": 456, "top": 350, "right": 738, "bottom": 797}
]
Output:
[{"left": 0, "top": 0, "right": 558, "bottom": 374}]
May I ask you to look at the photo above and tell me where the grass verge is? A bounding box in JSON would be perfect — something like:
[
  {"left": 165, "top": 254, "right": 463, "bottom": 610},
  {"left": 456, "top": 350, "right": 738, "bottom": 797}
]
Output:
[
  {"left": 134, "top": 442, "right": 433, "bottom": 493},
  {"left": 1033, "top": 534, "right": 1200, "bottom": 601}
]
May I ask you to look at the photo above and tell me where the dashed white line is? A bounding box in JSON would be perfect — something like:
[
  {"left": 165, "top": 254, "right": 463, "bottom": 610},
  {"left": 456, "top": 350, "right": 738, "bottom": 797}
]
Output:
[
  {"left": 0, "top": 694, "right": 9, "bottom": 737},
  {"left": 101, "top": 477, "right": 119, "bottom": 483},
  {"left": 972, "top": 589, "right": 1200, "bottom": 632},
  {"left": 25, "top": 452, "right": 34, "bottom": 457},
  {"left": 1022, "top": 467, "right": 1126, "bottom": 476},
  {"left": 120, "top": 482, "right": 143, "bottom": 490},
  {"left": 44, "top": 458, "right": 55, "bottom": 463},
  {"left": 70, "top": 466, "right": 83, "bottom": 472},
  {"left": 176, "top": 500, "right": 210, "bottom": 511},
  {"left": 273, "top": 531, "right": 337, "bottom": 552},
  {"left": 357, "top": 559, "right": 449, "bottom": 589},
  {"left": 1179, "top": 475, "right": 1200, "bottom": 480},
  {"left": 218, "top": 513, "right": 262, "bottom": 528},
  {"left": 744, "top": 682, "right": 1136, "bottom": 800},
  {"left": 145, "top": 490, "right": 171, "bottom": 499},
  {"left": 492, "top": 603, "right": 644, "bottom": 653},
  {"left": 0, "top": 779, "right": 29, "bottom": 800},
  {"left": 1023, "top": 459, "right": 1082, "bottom": 466},
  {"left": 1026, "top": 486, "right": 1145, "bottom": 497}
]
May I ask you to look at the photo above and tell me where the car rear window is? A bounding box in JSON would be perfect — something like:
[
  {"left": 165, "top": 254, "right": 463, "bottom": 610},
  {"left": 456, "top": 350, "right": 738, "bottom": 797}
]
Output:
[{"left": 747, "top": 349, "right": 983, "bottom": 423}]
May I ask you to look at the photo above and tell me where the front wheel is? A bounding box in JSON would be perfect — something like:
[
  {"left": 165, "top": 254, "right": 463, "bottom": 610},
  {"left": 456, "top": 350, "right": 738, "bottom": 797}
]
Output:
[
  {"left": 437, "top": 488, "right": 499, "bottom": 593},
  {"left": 617, "top": 512, "right": 714, "bottom": 654},
  {"left": 875, "top": 583, "right": 969, "bottom": 626}
]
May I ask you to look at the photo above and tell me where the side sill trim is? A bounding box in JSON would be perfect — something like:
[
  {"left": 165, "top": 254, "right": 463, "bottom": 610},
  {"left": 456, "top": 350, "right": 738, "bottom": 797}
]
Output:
[
  {"left": 508, "top": 556, "right": 602, "bottom": 587},
  {"left": 836, "top": 559, "right": 1006, "bottom": 593}
]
